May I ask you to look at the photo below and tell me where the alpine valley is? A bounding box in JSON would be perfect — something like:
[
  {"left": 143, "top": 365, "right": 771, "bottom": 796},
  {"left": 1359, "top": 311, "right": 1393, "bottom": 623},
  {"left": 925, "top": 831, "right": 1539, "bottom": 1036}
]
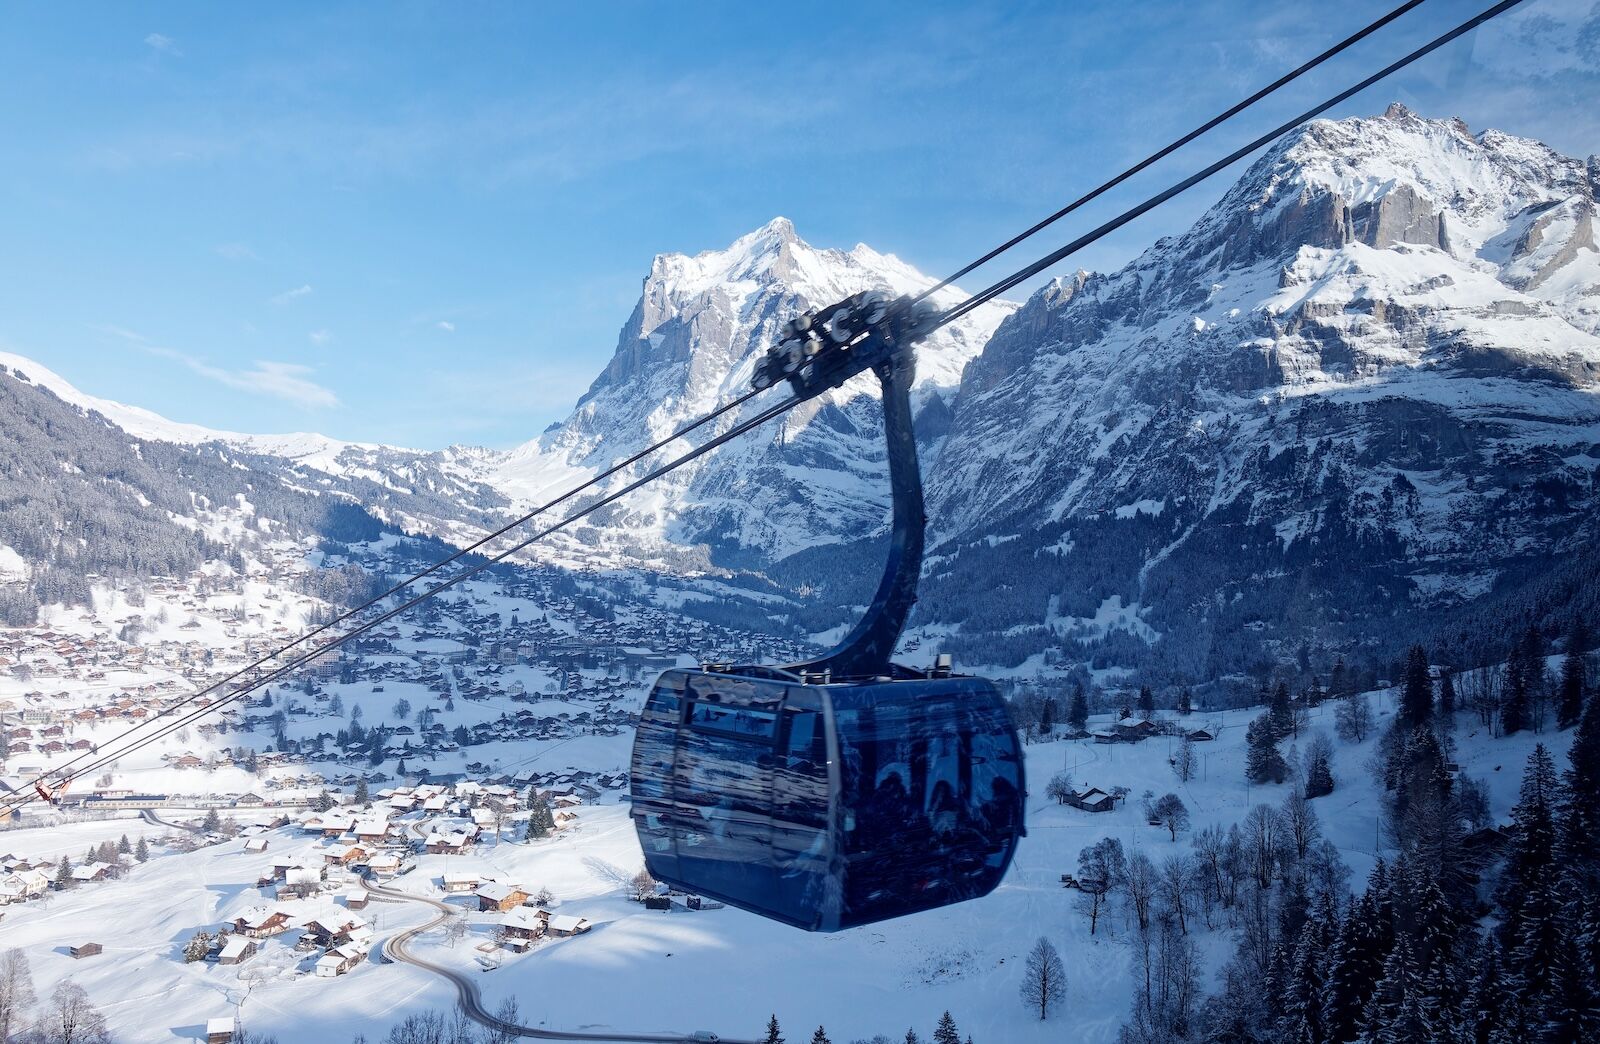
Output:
[{"left": 6, "top": 106, "right": 1597, "bottom": 694}]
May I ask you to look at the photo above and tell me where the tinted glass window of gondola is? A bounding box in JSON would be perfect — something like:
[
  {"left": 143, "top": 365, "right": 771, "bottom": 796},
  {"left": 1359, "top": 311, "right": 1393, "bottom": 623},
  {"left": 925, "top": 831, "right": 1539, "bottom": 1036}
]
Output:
[{"left": 832, "top": 688, "right": 1022, "bottom": 925}]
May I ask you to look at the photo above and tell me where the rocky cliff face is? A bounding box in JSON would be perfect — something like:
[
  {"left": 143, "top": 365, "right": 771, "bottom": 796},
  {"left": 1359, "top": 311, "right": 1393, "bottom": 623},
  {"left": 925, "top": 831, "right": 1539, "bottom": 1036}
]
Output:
[
  {"left": 477, "top": 217, "right": 1015, "bottom": 568},
  {"left": 915, "top": 105, "right": 1600, "bottom": 677}
]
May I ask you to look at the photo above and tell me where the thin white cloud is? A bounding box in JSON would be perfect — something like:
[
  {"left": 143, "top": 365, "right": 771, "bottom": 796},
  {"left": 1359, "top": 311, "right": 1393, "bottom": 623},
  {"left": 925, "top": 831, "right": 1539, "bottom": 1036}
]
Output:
[
  {"left": 308, "top": 329, "right": 332, "bottom": 345},
  {"left": 435, "top": 320, "right": 456, "bottom": 332},
  {"left": 95, "top": 324, "right": 151, "bottom": 345},
  {"left": 144, "top": 33, "right": 180, "bottom": 56},
  {"left": 215, "top": 242, "right": 259, "bottom": 262},
  {"left": 270, "top": 284, "right": 313, "bottom": 305},
  {"left": 147, "top": 346, "right": 339, "bottom": 409}
]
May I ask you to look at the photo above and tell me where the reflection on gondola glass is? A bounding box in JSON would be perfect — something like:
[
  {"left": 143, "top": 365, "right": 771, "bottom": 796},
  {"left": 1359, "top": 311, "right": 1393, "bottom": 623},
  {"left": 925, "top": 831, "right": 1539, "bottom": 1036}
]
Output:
[{"left": 630, "top": 669, "right": 1024, "bottom": 931}]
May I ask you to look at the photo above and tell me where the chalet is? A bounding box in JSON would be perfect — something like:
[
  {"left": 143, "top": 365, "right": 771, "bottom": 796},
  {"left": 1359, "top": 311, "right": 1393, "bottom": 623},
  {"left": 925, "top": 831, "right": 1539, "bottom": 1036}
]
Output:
[
  {"left": 0, "top": 869, "right": 49, "bottom": 904},
  {"left": 206, "top": 1017, "right": 236, "bottom": 1044},
  {"left": 217, "top": 936, "right": 257, "bottom": 965},
  {"left": 545, "top": 914, "right": 591, "bottom": 937},
  {"left": 475, "top": 882, "right": 529, "bottom": 913},
  {"left": 304, "top": 915, "right": 367, "bottom": 947},
  {"left": 325, "top": 845, "right": 368, "bottom": 867},
  {"left": 71, "top": 862, "right": 113, "bottom": 884},
  {"left": 353, "top": 819, "right": 393, "bottom": 845},
  {"left": 243, "top": 837, "right": 269, "bottom": 853},
  {"left": 442, "top": 871, "right": 481, "bottom": 894},
  {"left": 315, "top": 943, "right": 368, "bottom": 977},
  {"left": 1066, "top": 788, "right": 1117, "bottom": 813},
  {"left": 427, "top": 832, "right": 473, "bottom": 856},
  {"left": 501, "top": 907, "right": 546, "bottom": 941},
  {"left": 1114, "top": 718, "right": 1159, "bottom": 741},
  {"left": 366, "top": 852, "right": 403, "bottom": 877},
  {"left": 284, "top": 865, "right": 326, "bottom": 891},
  {"left": 232, "top": 907, "right": 292, "bottom": 938},
  {"left": 344, "top": 889, "right": 369, "bottom": 911},
  {"left": 69, "top": 942, "right": 102, "bottom": 959},
  {"left": 171, "top": 754, "right": 204, "bottom": 770},
  {"left": 1186, "top": 729, "right": 1216, "bottom": 742}
]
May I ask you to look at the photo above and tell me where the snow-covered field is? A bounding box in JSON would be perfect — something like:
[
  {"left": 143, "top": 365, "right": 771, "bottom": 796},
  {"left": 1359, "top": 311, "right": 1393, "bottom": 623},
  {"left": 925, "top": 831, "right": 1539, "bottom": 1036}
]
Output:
[{"left": 0, "top": 686, "right": 1566, "bottom": 1044}]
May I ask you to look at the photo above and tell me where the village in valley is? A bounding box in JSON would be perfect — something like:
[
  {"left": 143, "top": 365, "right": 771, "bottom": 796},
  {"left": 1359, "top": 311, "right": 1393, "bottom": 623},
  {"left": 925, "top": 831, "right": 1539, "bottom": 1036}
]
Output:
[{"left": 0, "top": 530, "right": 819, "bottom": 1040}]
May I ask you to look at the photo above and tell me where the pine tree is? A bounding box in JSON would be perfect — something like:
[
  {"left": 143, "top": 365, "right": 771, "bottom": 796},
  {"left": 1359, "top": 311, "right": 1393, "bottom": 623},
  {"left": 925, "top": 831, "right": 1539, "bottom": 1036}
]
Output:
[
  {"left": 1506, "top": 882, "right": 1564, "bottom": 1028},
  {"left": 763, "top": 1014, "right": 784, "bottom": 1044},
  {"left": 1277, "top": 909, "right": 1332, "bottom": 1044},
  {"left": 1137, "top": 685, "right": 1155, "bottom": 718},
  {"left": 526, "top": 793, "right": 555, "bottom": 840},
  {"left": 1329, "top": 657, "right": 1348, "bottom": 698},
  {"left": 1559, "top": 698, "right": 1600, "bottom": 890},
  {"left": 1039, "top": 697, "right": 1055, "bottom": 737},
  {"left": 117, "top": 833, "right": 131, "bottom": 856},
  {"left": 932, "top": 1011, "right": 960, "bottom": 1044},
  {"left": 1177, "top": 686, "right": 1193, "bottom": 715},
  {"left": 355, "top": 777, "right": 369, "bottom": 804},
  {"left": 55, "top": 857, "right": 73, "bottom": 890},
  {"left": 1502, "top": 662, "right": 1529, "bottom": 736},
  {"left": 1438, "top": 670, "right": 1457, "bottom": 725},
  {"left": 1362, "top": 933, "right": 1423, "bottom": 1043},
  {"left": 135, "top": 837, "right": 149, "bottom": 862},
  {"left": 903, "top": 1032, "right": 920, "bottom": 1044},
  {"left": 1462, "top": 938, "right": 1505, "bottom": 1044},
  {"left": 1305, "top": 734, "right": 1336, "bottom": 798},
  {"left": 1067, "top": 686, "right": 1088, "bottom": 732},
  {"left": 1400, "top": 645, "right": 1433, "bottom": 730},
  {"left": 1498, "top": 746, "right": 1562, "bottom": 974},
  {"left": 809, "top": 1027, "right": 830, "bottom": 1044},
  {"left": 1558, "top": 621, "right": 1587, "bottom": 730},
  {"left": 1269, "top": 682, "right": 1293, "bottom": 739},
  {"left": 184, "top": 930, "right": 212, "bottom": 963},
  {"left": 1323, "top": 893, "right": 1383, "bottom": 1043},
  {"left": 1246, "top": 713, "right": 1286, "bottom": 784},
  {"left": 1540, "top": 917, "right": 1600, "bottom": 1044}
]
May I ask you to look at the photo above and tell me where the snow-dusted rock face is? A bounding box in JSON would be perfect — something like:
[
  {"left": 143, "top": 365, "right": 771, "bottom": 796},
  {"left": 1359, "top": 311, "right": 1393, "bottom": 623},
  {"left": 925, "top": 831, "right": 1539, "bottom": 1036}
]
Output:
[
  {"left": 919, "top": 105, "right": 1600, "bottom": 674},
  {"left": 479, "top": 217, "right": 1015, "bottom": 565}
]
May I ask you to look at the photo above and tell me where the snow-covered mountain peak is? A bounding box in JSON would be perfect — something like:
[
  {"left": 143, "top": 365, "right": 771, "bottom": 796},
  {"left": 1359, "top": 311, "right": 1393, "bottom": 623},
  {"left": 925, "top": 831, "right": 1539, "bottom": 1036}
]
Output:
[
  {"left": 1199, "top": 106, "right": 1594, "bottom": 272},
  {"left": 486, "top": 219, "right": 1017, "bottom": 561}
]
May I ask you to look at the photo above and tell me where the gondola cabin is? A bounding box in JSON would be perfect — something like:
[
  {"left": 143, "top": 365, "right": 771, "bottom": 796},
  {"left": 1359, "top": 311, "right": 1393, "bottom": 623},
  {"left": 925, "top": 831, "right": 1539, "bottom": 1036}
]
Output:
[
  {"left": 630, "top": 291, "right": 1028, "bottom": 931},
  {"left": 630, "top": 667, "right": 1024, "bottom": 932}
]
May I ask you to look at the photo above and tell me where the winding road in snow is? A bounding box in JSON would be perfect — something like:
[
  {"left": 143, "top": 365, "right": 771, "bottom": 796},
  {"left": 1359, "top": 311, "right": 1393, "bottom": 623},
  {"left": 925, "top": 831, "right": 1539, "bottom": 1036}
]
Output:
[{"left": 368, "top": 880, "right": 754, "bottom": 1044}]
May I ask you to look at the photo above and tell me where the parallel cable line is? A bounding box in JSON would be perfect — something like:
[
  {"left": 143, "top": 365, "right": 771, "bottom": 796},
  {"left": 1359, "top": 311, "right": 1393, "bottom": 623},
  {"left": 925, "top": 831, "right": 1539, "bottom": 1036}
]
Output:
[
  {"left": 1, "top": 392, "right": 803, "bottom": 814},
  {"left": 940, "top": 0, "right": 1528, "bottom": 325},
  {"left": 913, "top": 0, "right": 1430, "bottom": 304},
  {"left": 2, "top": 387, "right": 762, "bottom": 810}
]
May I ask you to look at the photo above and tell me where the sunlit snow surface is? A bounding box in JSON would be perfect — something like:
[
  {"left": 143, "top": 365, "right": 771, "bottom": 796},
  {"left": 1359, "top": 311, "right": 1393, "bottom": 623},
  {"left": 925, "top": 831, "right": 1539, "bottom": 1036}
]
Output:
[{"left": 0, "top": 688, "right": 1568, "bottom": 1043}]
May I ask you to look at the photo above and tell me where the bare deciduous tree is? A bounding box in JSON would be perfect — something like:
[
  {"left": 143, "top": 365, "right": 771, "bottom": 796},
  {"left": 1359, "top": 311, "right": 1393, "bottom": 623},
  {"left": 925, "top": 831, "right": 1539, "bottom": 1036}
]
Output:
[
  {"left": 1153, "top": 793, "right": 1190, "bottom": 841},
  {"left": 1159, "top": 855, "right": 1196, "bottom": 936},
  {"left": 0, "top": 949, "right": 36, "bottom": 1043},
  {"left": 42, "top": 980, "right": 110, "bottom": 1044},
  {"left": 1172, "top": 735, "right": 1197, "bottom": 783},
  {"left": 1125, "top": 852, "right": 1157, "bottom": 935},
  {"left": 1019, "top": 936, "right": 1066, "bottom": 1020}
]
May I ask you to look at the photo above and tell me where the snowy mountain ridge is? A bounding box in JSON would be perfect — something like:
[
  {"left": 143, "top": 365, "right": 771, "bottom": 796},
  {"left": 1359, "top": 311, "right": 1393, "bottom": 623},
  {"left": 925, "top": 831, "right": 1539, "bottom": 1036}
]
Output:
[{"left": 913, "top": 104, "right": 1600, "bottom": 675}]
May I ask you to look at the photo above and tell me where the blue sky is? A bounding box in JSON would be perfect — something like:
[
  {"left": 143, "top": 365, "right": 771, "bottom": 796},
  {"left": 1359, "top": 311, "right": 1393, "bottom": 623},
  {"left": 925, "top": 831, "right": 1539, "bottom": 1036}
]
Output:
[{"left": 2, "top": 0, "right": 1595, "bottom": 448}]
